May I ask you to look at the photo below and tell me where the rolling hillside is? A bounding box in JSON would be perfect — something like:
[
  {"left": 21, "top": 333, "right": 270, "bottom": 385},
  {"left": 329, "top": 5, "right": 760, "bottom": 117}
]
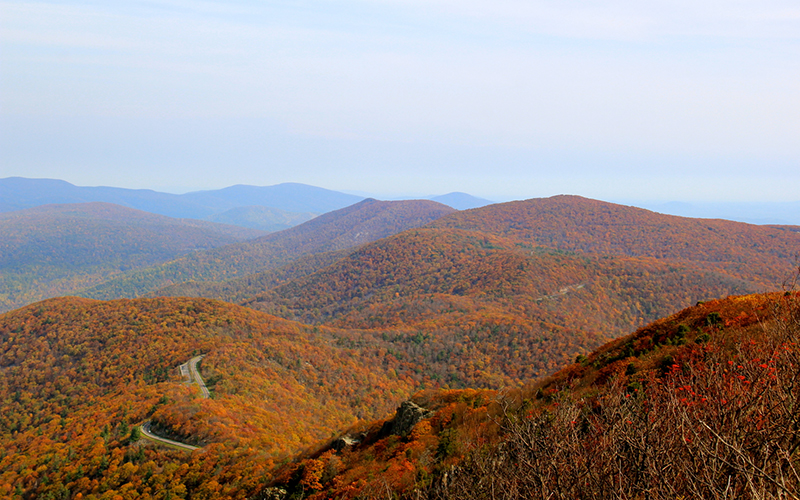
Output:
[
  {"left": 2, "top": 259, "right": 799, "bottom": 497},
  {"left": 3, "top": 290, "right": 793, "bottom": 499},
  {"left": 0, "top": 203, "right": 265, "bottom": 312},
  {"left": 429, "top": 195, "right": 799, "bottom": 287},
  {"left": 156, "top": 249, "right": 353, "bottom": 305},
  {"left": 148, "top": 196, "right": 800, "bottom": 394},
  {"left": 268, "top": 291, "right": 800, "bottom": 499},
  {"left": 154, "top": 197, "right": 797, "bottom": 383},
  {"left": 0, "top": 291, "right": 610, "bottom": 498},
  {"left": 167, "top": 197, "right": 797, "bottom": 322},
  {"left": 0, "top": 296, "right": 420, "bottom": 499},
  {"left": 81, "top": 199, "right": 456, "bottom": 300},
  {"left": 248, "top": 227, "right": 753, "bottom": 332}
]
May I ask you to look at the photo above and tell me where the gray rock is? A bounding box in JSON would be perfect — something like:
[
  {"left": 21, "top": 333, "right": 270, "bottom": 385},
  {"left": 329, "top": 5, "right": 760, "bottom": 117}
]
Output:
[
  {"left": 389, "top": 400, "right": 432, "bottom": 437},
  {"left": 332, "top": 434, "right": 362, "bottom": 451}
]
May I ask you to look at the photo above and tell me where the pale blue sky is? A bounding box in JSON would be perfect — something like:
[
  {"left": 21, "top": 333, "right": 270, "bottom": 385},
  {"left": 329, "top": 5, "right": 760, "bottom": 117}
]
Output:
[{"left": 1, "top": 1, "right": 799, "bottom": 201}]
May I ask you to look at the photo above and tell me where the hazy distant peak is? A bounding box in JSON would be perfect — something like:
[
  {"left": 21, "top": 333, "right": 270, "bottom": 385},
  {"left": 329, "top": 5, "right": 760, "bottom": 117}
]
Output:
[
  {"left": 428, "top": 192, "right": 494, "bottom": 210},
  {"left": 0, "top": 177, "right": 366, "bottom": 221},
  {"left": 0, "top": 176, "right": 76, "bottom": 188},
  {"left": 180, "top": 182, "right": 364, "bottom": 214}
]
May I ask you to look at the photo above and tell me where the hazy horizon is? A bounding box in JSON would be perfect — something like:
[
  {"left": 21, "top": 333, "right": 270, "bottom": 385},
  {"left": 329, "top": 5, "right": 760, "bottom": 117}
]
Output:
[
  {"left": 4, "top": 174, "right": 800, "bottom": 226},
  {"left": 2, "top": 1, "right": 799, "bottom": 202}
]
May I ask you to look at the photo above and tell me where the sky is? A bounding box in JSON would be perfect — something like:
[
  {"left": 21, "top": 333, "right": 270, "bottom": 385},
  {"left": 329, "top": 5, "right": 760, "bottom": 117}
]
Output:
[{"left": 1, "top": 0, "right": 799, "bottom": 202}]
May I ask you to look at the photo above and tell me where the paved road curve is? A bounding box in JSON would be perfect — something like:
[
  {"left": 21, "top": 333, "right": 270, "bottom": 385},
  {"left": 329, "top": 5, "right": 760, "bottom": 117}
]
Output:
[
  {"left": 138, "top": 354, "right": 210, "bottom": 450},
  {"left": 183, "top": 355, "right": 210, "bottom": 399},
  {"left": 140, "top": 421, "right": 200, "bottom": 451}
]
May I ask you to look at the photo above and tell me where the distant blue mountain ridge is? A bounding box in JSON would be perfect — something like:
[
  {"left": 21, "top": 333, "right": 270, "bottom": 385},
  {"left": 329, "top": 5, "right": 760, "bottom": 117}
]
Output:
[
  {"left": 428, "top": 192, "right": 494, "bottom": 210},
  {"left": 3, "top": 177, "right": 796, "bottom": 226},
  {"left": 0, "top": 178, "right": 496, "bottom": 223},
  {"left": 0, "top": 177, "right": 364, "bottom": 221}
]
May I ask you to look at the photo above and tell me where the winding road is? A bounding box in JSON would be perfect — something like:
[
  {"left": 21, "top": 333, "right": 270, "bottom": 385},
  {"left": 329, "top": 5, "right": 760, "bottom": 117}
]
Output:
[
  {"left": 138, "top": 354, "right": 209, "bottom": 450},
  {"left": 184, "top": 355, "right": 210, "bottom": 399},
  {"left": 140, "top": 421, "right": 200, "bottom": 451}
]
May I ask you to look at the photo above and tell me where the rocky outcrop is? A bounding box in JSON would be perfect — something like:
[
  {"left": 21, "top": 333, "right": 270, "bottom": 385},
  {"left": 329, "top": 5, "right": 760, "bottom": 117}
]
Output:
[
  {"left": 384, "top": 400, "right": 433, "bottom": 437},
  {"left": 332, "top": 433, "right": 363, "bottom": 451}
]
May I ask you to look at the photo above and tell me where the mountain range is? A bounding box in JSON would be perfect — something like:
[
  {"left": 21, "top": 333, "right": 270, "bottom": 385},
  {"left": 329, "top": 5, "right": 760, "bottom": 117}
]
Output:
[
  {"left": 0, "top": 177, "right": 494, "bottom": 227},
  {"left": 1, "top": 178, "right": 799, "bottom": 499},
  {"left": 79, "top": 198, "right": 456, "bottom": 302},
  {"left": 0, "top": 177, "right": 363, "bottom": 220},
  {"left": 3, "top": 176, "right": 798, "bottom": 225},
  {"left": 0, "top": 197, "right": 455, "bottom": 313}
]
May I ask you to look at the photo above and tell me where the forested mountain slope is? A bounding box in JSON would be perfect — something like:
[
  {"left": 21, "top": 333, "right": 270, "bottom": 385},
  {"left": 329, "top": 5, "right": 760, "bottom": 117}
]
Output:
[
  {"left": 247, "top": 227, "right": 753, "bottom": 336},
  {"left": 168, "top": 197, "right": 797, "bottom": 331},
  {"left": 157, "top": 198, "right": 794, "bottom": 379},
  {"left": 0, "top": 296, "right": 420, "bottom": 499},
  {"left": 156, "top": 249, "right": 352, "bottom": 305},
  {"left": 0, "top": 203, "right": 264, "bottom": 312},
  {"left": 269, "top": 291, "right": 800, "bottom": 499},
  {"left": 2, "top": 278, "right": 799, "bottom": 498},
  {"left": 0, "top": 291, "right": 607, "bottom": 498},
  {"left": 142, "top": 197, "right": 800, "bottom": 388},
  {"left": 3, "top": 194, "right": 800, "bottom": 499},
  {"left": 429, "top": 195, "right": 799, "bottom": 287},
  {"left": 81, "top": 199, "right": 455, "bottom": 300}
]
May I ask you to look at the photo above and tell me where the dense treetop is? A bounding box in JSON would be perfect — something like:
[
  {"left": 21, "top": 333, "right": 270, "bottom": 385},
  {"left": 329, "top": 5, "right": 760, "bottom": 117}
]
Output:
[
  {"left": 0, "top": 296, "right": 421, "bottom": 499},
  {"left": 269, "top": 291, "right": 800, "bottom": 499}
]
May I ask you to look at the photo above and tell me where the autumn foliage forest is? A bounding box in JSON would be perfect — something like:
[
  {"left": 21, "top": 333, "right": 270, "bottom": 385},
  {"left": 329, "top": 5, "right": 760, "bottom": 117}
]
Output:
[
  {"left": 1, "top": 195, "right": 800, "bottom": 499},
  {"left": 81, "top": 199, "right": 455, "bottom": 302},
  {"left": 273, "top": 292, "right": 800, "bottom": 499},
  {"left": 0, "top": 297, "right": 426, "bottom": 498}
]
